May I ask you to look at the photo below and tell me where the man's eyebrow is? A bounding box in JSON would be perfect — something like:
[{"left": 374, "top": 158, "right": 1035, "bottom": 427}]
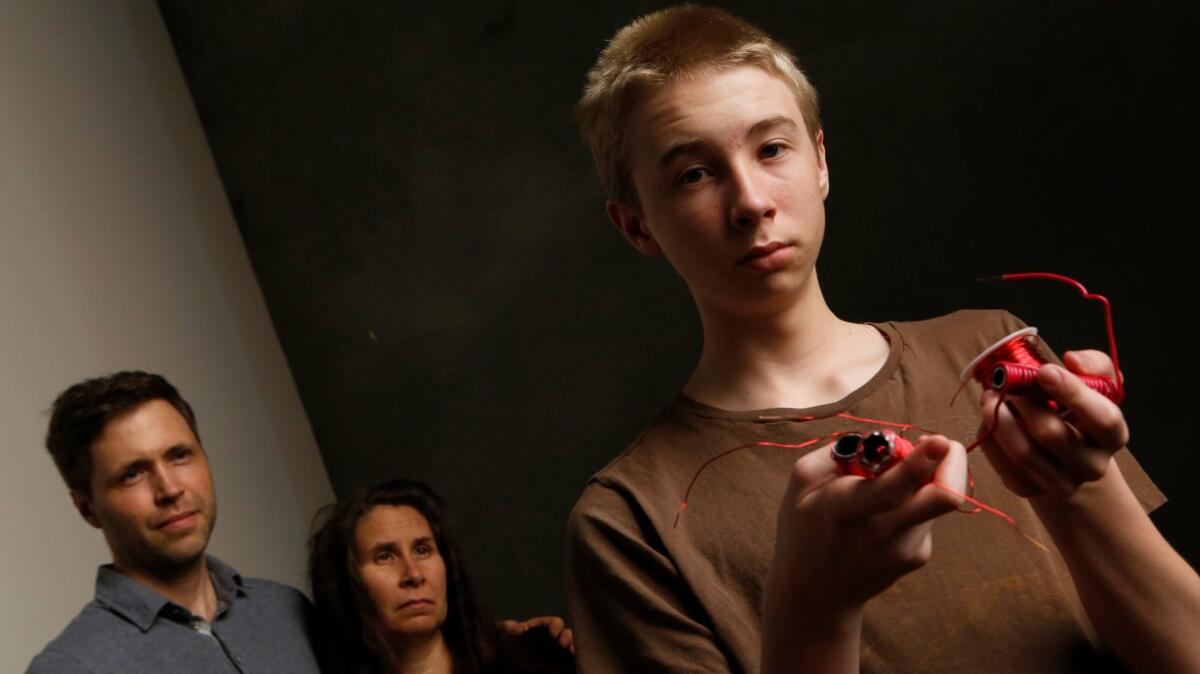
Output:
[
  {"left": 112, "top": 457, "right": 150, "bottom": 479},
  {"left": 747, "top": 115, "right": 799, "bottom": 138}
]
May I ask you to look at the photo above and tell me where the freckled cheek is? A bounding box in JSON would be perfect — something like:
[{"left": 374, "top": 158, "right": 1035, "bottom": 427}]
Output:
[{"left": 362, "top": 571, "right": 397, "bottom": 616}]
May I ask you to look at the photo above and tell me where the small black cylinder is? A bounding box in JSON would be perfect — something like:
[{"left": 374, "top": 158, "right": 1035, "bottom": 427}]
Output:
[
  {"left": 833, "top": 434, "right": 862, "bottom": 461},
  {"left": 862, "top": 431, "right": 892, "bottom": 464}
]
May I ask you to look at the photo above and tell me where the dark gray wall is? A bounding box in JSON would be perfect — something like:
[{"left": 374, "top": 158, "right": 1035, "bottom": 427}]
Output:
[{"left": 159, "top": 0, "right": 1199, "bottom": 619}]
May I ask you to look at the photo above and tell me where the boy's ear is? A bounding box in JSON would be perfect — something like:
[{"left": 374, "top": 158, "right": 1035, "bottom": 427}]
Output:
[
  {"left": 71, "top": 490, "right": 102, "bottom": 529},
  {"left": 606, "top": 200, "right": 662, "bottom": 257},
  {"left": 814, "top": 129, "right": 830, "bottom": 200}
]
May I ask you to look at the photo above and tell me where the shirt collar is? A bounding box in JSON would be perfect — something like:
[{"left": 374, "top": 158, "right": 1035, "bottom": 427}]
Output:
[{"left": 94, "top": 555, "right": 246, "bottom": 632}]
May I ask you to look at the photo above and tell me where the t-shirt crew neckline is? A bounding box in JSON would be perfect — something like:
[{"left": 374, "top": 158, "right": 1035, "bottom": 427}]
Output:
[{"left": 674, "top": 321, "right": 902, "bottom": 422}]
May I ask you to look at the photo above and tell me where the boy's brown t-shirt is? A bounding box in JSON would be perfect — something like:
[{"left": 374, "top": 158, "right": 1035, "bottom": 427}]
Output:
[{"left": 566, "top": 310, "right": 1165, "bottom": 674}]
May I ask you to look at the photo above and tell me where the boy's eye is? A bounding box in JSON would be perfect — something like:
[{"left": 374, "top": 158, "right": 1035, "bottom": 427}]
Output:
[
  {"left": 679, "top": 168, "right": 707, "bottom": 185},
  {"left": 760, "top": 143, "right": 785, "bottom": 158}
]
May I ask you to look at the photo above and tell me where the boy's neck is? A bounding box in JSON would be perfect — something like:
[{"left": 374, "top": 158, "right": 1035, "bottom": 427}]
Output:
[{"left": 684, "top": 275, "right": 890, "bottom": 411}]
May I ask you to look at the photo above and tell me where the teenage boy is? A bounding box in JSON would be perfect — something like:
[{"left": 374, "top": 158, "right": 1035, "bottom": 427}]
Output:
[
  {"left": 28, "top": 371, "right": 321, "bottom": 673},
  {"left": 566, "top": 7, "right": 1200, "bottom": 673}
]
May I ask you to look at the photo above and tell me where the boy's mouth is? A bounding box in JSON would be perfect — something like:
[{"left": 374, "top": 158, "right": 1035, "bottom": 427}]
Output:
[{"left": 738, "top": 241, "right": 794, "bottom": 269}]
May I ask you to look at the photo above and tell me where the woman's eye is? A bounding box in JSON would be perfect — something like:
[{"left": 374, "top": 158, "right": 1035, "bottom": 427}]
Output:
[
  {"left": 415, "top": 544, "right": 431, "bottom": 556},
  {"left": 375, "top": 551, "right": 394, "bottom": 563}
]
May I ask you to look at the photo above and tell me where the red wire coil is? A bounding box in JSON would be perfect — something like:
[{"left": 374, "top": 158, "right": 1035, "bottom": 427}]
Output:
[{"left": 971, "top": 335, "right": 1123, "bottom": 404}]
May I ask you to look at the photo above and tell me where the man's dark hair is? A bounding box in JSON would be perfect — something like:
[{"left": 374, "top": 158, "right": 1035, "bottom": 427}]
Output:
[
  {"left": 46, "top": 370, "right": 200, "bottom": 496},
  {"left": 308, "top": 479, "right": 498, "bottom": 674}
]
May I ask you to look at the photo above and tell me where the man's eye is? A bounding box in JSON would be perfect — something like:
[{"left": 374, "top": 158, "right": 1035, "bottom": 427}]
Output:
[
  {"left": 120, "top": 468, "right": 143, "bottom": 484},
  {"left": 170, "top": 448, "right": 192, "bottom": 462},
  {"left": 760, "top": 143, "right": 786, "bottom": 159},
  {"left": 678, "top": 168, "right": 708, "bottom": 185}
]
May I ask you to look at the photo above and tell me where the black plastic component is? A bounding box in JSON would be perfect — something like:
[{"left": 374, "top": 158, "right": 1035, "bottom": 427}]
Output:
[
  {"left": 861, "top": 431, "right": 892, "bottom": 465},
  {"left": 991, "top": 365, "right": 1008, "bottom": 390},
  {"left": 832, "top": 434, "right": 862, "bottom": 460}
]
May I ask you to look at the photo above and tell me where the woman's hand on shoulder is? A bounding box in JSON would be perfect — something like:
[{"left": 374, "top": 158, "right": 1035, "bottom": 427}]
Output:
[{"left": 498, "top": 616, "right": 575, "bottom": 655}]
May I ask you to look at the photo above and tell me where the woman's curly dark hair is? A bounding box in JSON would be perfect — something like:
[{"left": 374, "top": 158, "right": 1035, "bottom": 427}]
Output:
[{"left": 308, "top": 479, "right": 499, "bottom": 674}]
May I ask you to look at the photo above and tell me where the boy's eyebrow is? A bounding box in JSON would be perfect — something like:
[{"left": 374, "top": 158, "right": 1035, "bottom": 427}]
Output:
[
  {"left": 658, "top": 138, "right": 705, "bottom": 168},
  {"left": 657, "top": 116, "right": 800, "bottom": 168},
  {"left": 746, "top": 115, "right": 799, "bottom": 138}
]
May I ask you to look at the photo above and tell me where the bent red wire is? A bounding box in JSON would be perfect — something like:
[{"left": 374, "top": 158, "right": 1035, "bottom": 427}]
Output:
[{"left": 979, "top": 272, "right": 1124, "bottom": 403}]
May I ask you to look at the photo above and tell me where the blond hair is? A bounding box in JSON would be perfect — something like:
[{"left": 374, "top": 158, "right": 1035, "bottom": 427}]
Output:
[{"left": 576, "top": 6, "right": 822, "bottom": 206}]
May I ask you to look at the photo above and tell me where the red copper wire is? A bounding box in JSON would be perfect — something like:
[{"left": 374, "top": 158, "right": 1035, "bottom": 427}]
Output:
[
  {"left": 966, "top": 335, "right": 1122, "bottom": 404},
  {"left": 674, "top": 414, "right": 1040, "bottom": 549},
  {"left": 977, "top": 273, "right": 1124, "bottom": 404}
]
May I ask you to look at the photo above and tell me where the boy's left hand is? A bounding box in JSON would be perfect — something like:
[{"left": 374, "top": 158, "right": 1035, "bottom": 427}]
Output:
[{"left": 979, "top": 349, "right": 1129, "bottom": 498}]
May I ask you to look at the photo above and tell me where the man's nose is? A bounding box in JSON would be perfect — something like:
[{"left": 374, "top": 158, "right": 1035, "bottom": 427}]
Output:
[
  {"left": 727, "top": 164, "right": 776, "bottom": 229},
  {"left": 152, "top": 466, "right": 184, "bottom": 505}
]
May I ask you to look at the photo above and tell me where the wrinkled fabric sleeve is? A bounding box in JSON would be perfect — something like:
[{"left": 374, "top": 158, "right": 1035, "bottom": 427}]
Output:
[
  {"left": 26, "top": 650, "right": 93, "bottom": 674},
  {"left": 567, "top": 482, "right": 735, "bottom": 673}
]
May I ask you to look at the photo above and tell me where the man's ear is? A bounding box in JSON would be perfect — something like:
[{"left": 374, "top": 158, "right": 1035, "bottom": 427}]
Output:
[
  {"left": 606, "top": 200, "right": 662, "bottom": 257},
  {"left": 814, "top": 129, "right": 830, "bottom": 200},
  {"left": 71, "top": 490, "right": 102, "bottom": 529}
]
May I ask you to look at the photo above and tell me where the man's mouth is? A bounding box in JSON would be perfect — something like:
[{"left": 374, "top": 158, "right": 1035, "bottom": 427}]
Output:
[{"left": 155, "top": 511, "right": 199, "bottom": 531}]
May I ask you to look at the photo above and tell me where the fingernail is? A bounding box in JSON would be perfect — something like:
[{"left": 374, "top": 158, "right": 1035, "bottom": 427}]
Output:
[{"left": 920, "top": 440, "right": 948, "bottom": 465}]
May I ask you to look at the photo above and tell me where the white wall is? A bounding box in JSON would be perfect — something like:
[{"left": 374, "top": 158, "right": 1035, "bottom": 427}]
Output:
[{"left": 0, "top": 2, "right": 335, "bottom": 669}]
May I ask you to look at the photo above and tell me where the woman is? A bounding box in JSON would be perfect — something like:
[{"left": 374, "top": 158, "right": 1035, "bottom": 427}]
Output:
[{"left": 308, "top": 478, "right": 574, "bottom": 674}]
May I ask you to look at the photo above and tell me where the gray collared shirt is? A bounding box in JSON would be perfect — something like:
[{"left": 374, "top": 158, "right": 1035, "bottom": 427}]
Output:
[{"left": 26, "top": 556, "right": 322, "bottom": 674}]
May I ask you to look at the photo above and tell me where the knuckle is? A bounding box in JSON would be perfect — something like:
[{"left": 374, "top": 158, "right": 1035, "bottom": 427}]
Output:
[
  {"left": 790, "top": 460, "right": 808, "bottom": 483},
  {"left": 932, "top": 486, "right": 963, "bottom": 512},
  {"left": 876, "top": 488, "right": 907, "bottom": 512},
  {"left": 1055, "top": 481, "right": 1080, "bottom": 498},
  {"left": 1002, "top": 438, "right": 1031, "bottom": 464},
  {"left": 861, "top": 516, "right": 891, "bottom": 542},
  {"left": 909, "top": 545, "right": 933, "bottom": 570},
  {"left": 895, "top": 545, "right": 932, "bottom": 574},
  {"left": 1078, "top": 458, "right": 1109, "bottom": 483},
  {"left": 1001, "top": 475, "right": 1038, "bottom": 498}
]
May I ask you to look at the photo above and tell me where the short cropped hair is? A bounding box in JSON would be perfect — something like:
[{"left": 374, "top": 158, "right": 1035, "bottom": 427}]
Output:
[
  {"left": 46, "top": 371, "right": 200, "bottom": 496},
  {"left": 576, "top": 5, "right": 822, "bottom": 207}
]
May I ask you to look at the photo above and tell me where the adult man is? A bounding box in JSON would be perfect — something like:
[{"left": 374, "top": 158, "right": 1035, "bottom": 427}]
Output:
[
  {"left": 28, "top": 371, "right": 321, "bottom": 673},
  {"left": 566, "top": 7, "right": 1200, "bottom": 673}
]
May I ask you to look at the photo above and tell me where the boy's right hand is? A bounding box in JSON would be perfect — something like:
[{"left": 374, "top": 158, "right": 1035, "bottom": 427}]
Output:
[{"left": 763, "top": 434, "right": 967, "bottom": 640}]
